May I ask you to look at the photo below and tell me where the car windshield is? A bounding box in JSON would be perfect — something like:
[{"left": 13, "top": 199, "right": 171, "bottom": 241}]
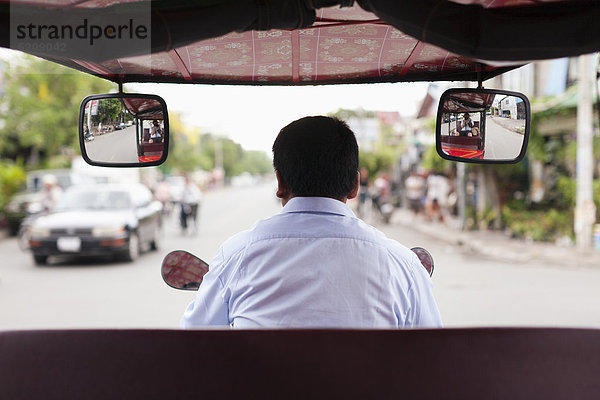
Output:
[{"left": 55, "top": 189, "right": 132, "bottom": 211}]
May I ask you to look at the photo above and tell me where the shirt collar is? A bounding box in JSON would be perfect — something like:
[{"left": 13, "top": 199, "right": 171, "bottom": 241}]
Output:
[{"left": 281, "top": 197, "right": 356, "bottom": 218}]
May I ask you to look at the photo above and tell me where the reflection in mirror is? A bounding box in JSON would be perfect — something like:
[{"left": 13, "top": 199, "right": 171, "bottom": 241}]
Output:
[
  {"left": 411, "top": 247, "right": 434, "bottom": 277},
  {"left": 161, "top": 250, "right": 209, "bottom": 290},
  {"left": 437, "top": 90, "right": 529, "bottom": 163},
  {"left": 80, "top": 95, "right": 168, "bottom": 166}
]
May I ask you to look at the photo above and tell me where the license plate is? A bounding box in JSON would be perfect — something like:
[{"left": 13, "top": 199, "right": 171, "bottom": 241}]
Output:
[{"left": 57, "top": 237, "right": 81, "bottom": 252}]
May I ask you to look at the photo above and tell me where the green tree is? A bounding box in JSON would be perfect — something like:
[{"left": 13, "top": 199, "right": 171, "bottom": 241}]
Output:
[
  {"left": 0, "top": 55, "right": 114, "bottom": 168},
  {"left": 236, "top": 150, "right": 272, "bottom": 176},
  {"left": 330, "top": 108, "right": 376, "bottom": 121},
  {"left": 420, "top": 146, "right": 452, "bottom": 173},
  {"left": 97, "top": 98, "right": 122, "bottom": 125},
  {"left": 162, "top": 113, "right": 209, "bottom": 173},
  {"left": 0, "top": 161, "right": 26, "bottom": 212},
  {"left": 359, "top": 149, "right": 395, "bottom": 177},
  {"left": 164, "top": 113, "right": 271, "bottom": 176}
]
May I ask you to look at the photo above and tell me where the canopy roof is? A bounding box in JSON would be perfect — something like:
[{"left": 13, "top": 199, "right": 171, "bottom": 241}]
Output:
[
  {"left": 1, "top": 0, "right": 598, "bottom": 85},
  {"left": 121, "top": 98, "right": 164, "bottom": 119},
  {"left": 444, "top": 92, "right": 496, "bottom": 113}
]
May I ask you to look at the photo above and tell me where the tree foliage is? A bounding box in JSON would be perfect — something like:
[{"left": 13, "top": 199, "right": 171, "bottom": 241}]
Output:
[
  {"left": 420, "top": 146, "right": 452, "bottom": 174},
  {"left": 0, "top": 55, "right": 115, "bottom": 168},
  {"left": 359, "top": 149, "right": 394, "bottom": 177},
  {"left": 163, "top": 112, "right": 272, "bottom": 176},
  {"left": 0, "top": 161, "right": 26, "bottom": 211},
  {"left": 235, "top": 150, "right": 272, "bottom": 176},
  {"left": 97, "top": 98, "right": 122, "bottom": 125},
  {"left": 330, "top": 108, "right": 376, "bottom": 120}
]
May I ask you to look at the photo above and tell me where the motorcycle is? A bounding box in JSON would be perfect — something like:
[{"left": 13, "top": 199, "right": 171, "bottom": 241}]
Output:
[
  {"left": 161, "top": 247, "right": 434, "bottom": 290},
  {"left": 179, "top": 202, "right": 199, "bottom": 235},
  {"left": 17, "top": 203, "right": 48, "bottom": 251},
  {"left": 375, "top": 195, "right": 394, "bottom": 224}
]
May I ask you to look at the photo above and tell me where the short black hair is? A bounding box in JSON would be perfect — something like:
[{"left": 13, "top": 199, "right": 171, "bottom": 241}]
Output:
[{"left": 272, "top": 116, "right": 359, "bottom": 199}]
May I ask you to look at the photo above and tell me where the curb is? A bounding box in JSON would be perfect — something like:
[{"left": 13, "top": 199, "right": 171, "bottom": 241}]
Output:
[{"left": 391, "top": 209, "right": 600, "bottom": 268}]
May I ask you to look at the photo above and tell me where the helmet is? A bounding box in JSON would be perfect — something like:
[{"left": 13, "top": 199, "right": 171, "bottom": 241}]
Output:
[{"left": 42, "top": 174, "right": 58, "bottom": 186}]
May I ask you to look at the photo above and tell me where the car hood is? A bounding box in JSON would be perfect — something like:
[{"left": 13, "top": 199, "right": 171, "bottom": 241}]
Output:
[{"left": 33, "top": 210, "right": 136, "bottom": 229}]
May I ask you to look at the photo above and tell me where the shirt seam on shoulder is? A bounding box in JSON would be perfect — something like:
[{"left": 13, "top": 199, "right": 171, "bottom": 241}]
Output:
[
  {"left": 216, "top": 245, "right": 229, "bottom": 290},
  {"left": 247, "top": 234, "right": 384, "bottom": 247},
  {"left": 400, "top": 255, "right": 422, "bottom": 325}
]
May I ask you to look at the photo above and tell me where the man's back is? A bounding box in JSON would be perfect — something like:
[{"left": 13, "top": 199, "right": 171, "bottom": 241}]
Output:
[{"left": 181, "top": 197, "right": 442, "bottom": 329}]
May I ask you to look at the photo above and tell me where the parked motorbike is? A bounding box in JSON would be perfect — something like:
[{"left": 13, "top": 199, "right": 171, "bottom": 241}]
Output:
[{"left": 161, "top": 247, "right": 434, "bottom": 290}]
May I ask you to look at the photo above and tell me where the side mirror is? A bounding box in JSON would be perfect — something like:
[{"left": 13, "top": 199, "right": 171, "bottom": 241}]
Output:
[
  {"left": 436, "top": 89, "right": 530, "bottom": 164},
  {"left": 411, "top": 247, "right": 434, "bottom": 277},
  {"left": 79, "top": 93, "right": 169, "bottom": 167},
  {"left": 161, "top": 250, "right": 209, "bottom": 290}
]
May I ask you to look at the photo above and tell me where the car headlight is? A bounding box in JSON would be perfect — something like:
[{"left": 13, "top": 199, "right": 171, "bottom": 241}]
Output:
[
  {"left": 92, "top": 226, "right": 126, "bottom": 237},
  {"left": 30, "top": 227, "right": 50, "bottom": 238}
]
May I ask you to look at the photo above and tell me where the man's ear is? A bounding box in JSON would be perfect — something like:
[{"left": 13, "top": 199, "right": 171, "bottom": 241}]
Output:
[
  {"left": 275, "top": 170, "right": 290, "bottom": 200},
  {"left": 347, "top": 172, "right": 360, "bottom": 200}
]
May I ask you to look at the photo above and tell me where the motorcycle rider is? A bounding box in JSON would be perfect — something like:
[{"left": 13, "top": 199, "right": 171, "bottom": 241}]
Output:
[
  {"left": 179, "top": 175, "right": 202, "bottom": 235},
  {"left": 40, "top": 174, "right": 63, "bottom": 213},
  {"left": 18, "top": 174, "right": 63, "bottom": 251},
  {"left": 181, "top": 116, "right": 442, "bottom": 329},
  {"left": 372, "top": 172, "right": 393, "bottom": 222}
]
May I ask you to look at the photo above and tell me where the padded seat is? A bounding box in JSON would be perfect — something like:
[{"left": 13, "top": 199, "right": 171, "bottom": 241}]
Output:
[{"left": 1, "top": 328, "right": 599, "bottom": 399}]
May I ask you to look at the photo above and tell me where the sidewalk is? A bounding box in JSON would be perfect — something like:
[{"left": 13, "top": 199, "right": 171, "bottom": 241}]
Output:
[
  {"left": 488, "top": 115, "right": 526, "bottom": 134},
  {"left": 391, "top": 208, "right": 600, "bottom": 269}
]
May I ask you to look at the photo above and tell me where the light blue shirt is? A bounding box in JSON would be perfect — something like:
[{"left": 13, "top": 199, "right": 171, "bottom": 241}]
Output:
[{"left": 181, "top": 197, "right": 442, "bottom": 329}]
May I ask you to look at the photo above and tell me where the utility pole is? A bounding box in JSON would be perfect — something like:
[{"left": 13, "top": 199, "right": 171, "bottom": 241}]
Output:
[
  {"left": 575, "top": 54, "right": 596, "bottom": 251},
  {"left": 457, "top": 162, "right": 466, "bottom": 230}
]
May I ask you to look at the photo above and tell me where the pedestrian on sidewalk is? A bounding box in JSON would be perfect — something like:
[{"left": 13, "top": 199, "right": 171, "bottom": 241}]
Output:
[
  {"left": 425, "top": 172, "right": 450, "bottom": 223},
  {"left": 405, "top": 169, "right": 425, "bottom": 217}
]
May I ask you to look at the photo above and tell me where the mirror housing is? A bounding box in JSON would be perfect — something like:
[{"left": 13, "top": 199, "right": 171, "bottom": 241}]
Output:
[
  {"left": 79, "top": 93, "right": 169, "bottom": 167},
  {"left": 411, "top": 247, "right": 434, "bottom": 277},
  {"left": 161, "top": 250, "right": 209, "bottom": 291},
  {"left": 436, "top": 88, "right": 530, "bottom": 164}
]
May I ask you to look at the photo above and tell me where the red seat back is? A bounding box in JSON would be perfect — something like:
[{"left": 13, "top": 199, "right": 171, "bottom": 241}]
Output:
[{"left": 1, "top": 328, "right": 599, "bottom": 399}]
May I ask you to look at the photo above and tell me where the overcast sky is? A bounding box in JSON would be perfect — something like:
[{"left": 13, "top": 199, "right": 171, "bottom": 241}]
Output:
[{"left": 129, "top": 82, "right": 429, "bottom": 153}]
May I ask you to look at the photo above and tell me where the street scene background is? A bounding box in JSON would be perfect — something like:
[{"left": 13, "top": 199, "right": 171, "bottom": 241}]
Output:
[
  {"left": 0, "top": 52, "right": 599, "bottom": 330},
  {"left": 1, "top": 180, "right": 599, "bottom": 330}
]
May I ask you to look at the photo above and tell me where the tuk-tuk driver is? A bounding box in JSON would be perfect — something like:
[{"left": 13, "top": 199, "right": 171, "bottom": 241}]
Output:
[
  {"left": 457, "top": 113, "right": 473, "bottom": 136},
  {"left": 181, "top": 116, "right": 442, "bottom": 329}
]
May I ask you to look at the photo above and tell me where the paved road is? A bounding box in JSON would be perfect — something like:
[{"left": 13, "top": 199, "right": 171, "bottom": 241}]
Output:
[
  {"left": 1, "top": 181, "right": 599, "bottom": 330},
  {"left": 483, "top": 117, "right": 525, "bottom": 160},
  {"left": 84, "top": 126, "right": 139, "bottom": 163}
]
